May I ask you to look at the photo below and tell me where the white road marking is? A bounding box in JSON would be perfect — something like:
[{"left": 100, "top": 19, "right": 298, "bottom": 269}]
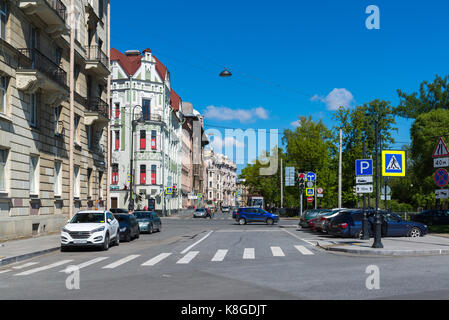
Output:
[
  {"left": 12, "top": 262, "right": 39, "bottom": 270},
  {"left": 180, "top": 231, "right": 213, "bottom": 254},
  {"left": 59, "top": 257, "right": 109, "bottom": 272},
  {"left": 102, "top": 255, "right": 140, "bottom": 269},
  {"left": 211, "top": 249, "right": 228, "bottom": 262},
  {"left": 271, "top": 246, "right": 285, "bottom": 257},
  {"left": 141, "top": 253, "right": 172, "bottom": 266},
  {"left": 243, "top": 248, "right": 255, "bottom": 259},
  {"left": 14, "top": 260, "right": 73, "bottom": 276},
  {"left": 281, "top": 228, "right": 318, "bottom": 246},
  {"left": 176, "top": 251, "right": 199, "bottom": 264},
  {"left": 295, "top": 245, "right": 314, "bottom": 255},
  {"left": 0, "top": 269, "right": 11, "bottom": 274}
]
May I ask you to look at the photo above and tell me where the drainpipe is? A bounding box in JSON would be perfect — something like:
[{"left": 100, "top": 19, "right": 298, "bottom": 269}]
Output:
[
  {"left": 106, "top": 0, "right": 111, "bottom": 210},
  {"left": 69, "top": 0, "right": 75, "bottom": 219}
]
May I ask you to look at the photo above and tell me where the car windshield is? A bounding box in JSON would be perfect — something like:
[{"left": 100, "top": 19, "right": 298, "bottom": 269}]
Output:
[
  {"left": 71, "top": 212, "right": 105, "bottom": 223},
  {"left": 196, "top": 209, "right": 206, "bottom": 212},
  {"left": 134, "top": 211, "right": 151, "bottom": 219}
]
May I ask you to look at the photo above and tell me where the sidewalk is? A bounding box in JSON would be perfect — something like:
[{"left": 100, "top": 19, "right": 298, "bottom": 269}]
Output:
[
  {"left": 315, "top": 234, "right": 449, "bottom": 256},
  {"left": 0, "top": 233, "right": 61, "bottom": 266}
]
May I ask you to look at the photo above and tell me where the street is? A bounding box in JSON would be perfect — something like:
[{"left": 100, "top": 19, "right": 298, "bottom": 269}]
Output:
[{"left": 2, "top": 211, "right": 449, "bottom": 300}]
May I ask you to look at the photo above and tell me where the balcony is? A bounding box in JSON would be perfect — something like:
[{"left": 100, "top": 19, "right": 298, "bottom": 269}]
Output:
[
  {"left": 16, "top": 48, "right": 68, "bottom": 106},
  {"left": 19, "top": 0, "right": 68, "bottom": 38},
  {"left": 141, "top": 113, "right": 163, "bottom": 123},
  {"left": 84, "top": 97, "right": 109, "bottom": 126},
  {"left": 85, "top": 45, "right": 109, "bottom": 77}
]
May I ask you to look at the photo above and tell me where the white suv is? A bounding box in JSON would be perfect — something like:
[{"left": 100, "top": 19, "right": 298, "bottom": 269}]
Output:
[{"left": 61, "top": 210, "right": 120, "bottom": 251}]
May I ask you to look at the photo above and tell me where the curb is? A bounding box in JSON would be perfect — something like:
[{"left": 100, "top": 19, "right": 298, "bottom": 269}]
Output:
[
  {"left": 317, "top": 242, "right": 449, "bottom": 256},
  {"left": 0, "top": 246, "right": 60, "bottom": 267}
]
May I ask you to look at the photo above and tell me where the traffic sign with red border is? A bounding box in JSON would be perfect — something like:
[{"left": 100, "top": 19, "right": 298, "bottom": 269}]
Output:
[
  {"left": 317, "top": 188, "right": 324, "bottom": 194},
  {"left": 307, "top": 197, "right": 314, "bottom": 202},
  {"left": 432, "top": 137, "right": 449, "bottom": 158},
  {"left": 434, "top": 168, "right": 449, "bottom": 188}
]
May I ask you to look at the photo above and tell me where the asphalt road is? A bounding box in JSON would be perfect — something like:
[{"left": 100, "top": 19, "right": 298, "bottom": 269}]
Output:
[{"left": 1, "top": 211, "right": 449, "bottom": 300}]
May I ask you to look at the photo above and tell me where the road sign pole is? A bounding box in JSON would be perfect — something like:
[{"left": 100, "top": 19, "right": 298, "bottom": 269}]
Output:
[
  {"left": 361, "top": 141, "right": 370, "bottom": 240},
  {"left": 280, "top": 159, "right": 283, "bottom": 208},
  {"left": 372, "top": 120, "right": 383, "bottom": 248},
  {"left": 314, "top": 173, "right": 317, "bottom": 209}
]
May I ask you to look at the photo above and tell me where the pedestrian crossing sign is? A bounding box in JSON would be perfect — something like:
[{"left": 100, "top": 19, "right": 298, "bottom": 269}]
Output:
[{"left": 382, "top": 150, "right": 406, "bottom": 177}]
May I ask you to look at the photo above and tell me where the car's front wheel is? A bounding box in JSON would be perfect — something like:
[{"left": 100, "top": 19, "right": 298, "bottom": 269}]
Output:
[
  {"left": 102, "top": 233, "right": 110, "bottom": 251},
  {"left": 408, "top": 227, "right": 422, "bottom": 237},
  {"left": 149, "top": 224, "right": 154, "bottom": 234},
  {"left": 114, "top": 231, "right": 120, "bottom": 246},
  {"left": 238, "top": 218, "right": 246, "bottom": 225},
  {"left": 125, "top": 230, "right": 132, "bottom": 242},
  {"left": 266, "top": 218, "right": 274, "bottom": 225}
]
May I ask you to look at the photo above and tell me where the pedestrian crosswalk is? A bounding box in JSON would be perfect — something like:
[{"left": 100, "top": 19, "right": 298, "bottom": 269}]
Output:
[{"left": 2, "top": 244, "right": 317, "bottom": 277}]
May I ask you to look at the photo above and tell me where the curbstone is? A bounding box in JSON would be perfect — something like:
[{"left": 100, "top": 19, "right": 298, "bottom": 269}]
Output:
[{"left": 0, "top": 246, "right": 60, "bottom": 267}]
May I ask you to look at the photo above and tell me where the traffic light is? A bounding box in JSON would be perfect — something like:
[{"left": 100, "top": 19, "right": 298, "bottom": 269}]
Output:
[{"left": 298, "top": 172, "right": 305, "bottom": 189}]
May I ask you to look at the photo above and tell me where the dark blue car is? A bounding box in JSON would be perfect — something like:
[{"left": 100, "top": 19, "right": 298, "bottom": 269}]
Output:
[
  {"left": 328, "top": 210, "right": 428, "bottom": 238},
  {"left": 235, "top": 207, "right": 279, "bottom": 225}
]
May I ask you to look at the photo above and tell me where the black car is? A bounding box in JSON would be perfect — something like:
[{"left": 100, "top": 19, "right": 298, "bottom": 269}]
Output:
[
  {"left": 110, "top": 208, "right": 129, "bottom": 214},
  {"left": 113, "top": 213, "right": 140, "bottom": 242},
  {"left": 411, "top": 210, "right": 449, "bottom": 226}
]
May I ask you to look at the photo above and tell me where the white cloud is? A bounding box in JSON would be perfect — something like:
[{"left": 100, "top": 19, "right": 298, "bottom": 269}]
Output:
[
  {"left": 203, "top": 105, "right": 269, "bottom": 123},
  {"left": 290, "top": 120, "right": 301, "bottom": 127},
  {"left": 209, "top": 135, "right": 245, "bottom": 152},
  {"left": 311, "top": 88, "right": 355, "bottom": 110}
]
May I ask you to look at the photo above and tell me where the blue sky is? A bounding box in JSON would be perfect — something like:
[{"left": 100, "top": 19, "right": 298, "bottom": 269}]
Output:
[{"left": 111, "top": 0, "right": 449, "bottom": 173}]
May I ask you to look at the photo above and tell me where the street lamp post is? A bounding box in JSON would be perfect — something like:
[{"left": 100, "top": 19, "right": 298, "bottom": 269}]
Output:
[{"left": 128, "top": 105, "right": 142, "bottom": 212}]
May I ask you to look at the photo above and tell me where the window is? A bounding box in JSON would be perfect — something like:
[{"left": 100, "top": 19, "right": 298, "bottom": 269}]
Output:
[
  {"left": 142, "top": 99, "right": 150, "bottom": 120},
  {"left": 140, "top": 130, "right": 146, "bottom": 150},
  {"left": 111, "top": 164, "right": 118, "bottom": 185},
  {"left": 115, "top": 130, "right": 120, "bottom": 150},
  {"left": 87, "top": 125, "right": 92, "bottom": 149},
  {"left": 29, "top": 155, "right": 38, "bottom": 194},
  {"left": 98, "top": 171, "right": 103, "bottom": 198},
  {"left": 151, "top": 130, "right": 156, "bottom": 150},
  {"left": 54, "top": 106, "right": 62, "bottom": 135},
  {"left": 54, "top": 161, "right": 62, "bottom": 196},
  {"left": 99, "top": 0, "right": 104, "bottom": 19},
  {"left": 140, "top": 165, "right": 146, "bottom": 185},
  {"left": 115, "top": 102, "right": 120, "bottom": 119},
  {"left": 29, "top": 93, "right": 37, "bottom": 127},
  {"left": 0, "top": 0, "right": 6, "bottom": 40},
  {"left": 54, "top": 46, "right": 62, "bottom": 66},
  {"left": 0, "top": 76, "right": 7, "bottom": 115},
  {"left": 74, "top": 114, "right": 80, "bottom": 143},
  {"left": 151, "top": 165, "right": 156, "bottom": 185},
  {"left": 0, "top": 149, "right": 6, "bottom": 191},
  {"left": 74, "top": 166, "right": 80, "bottom": 197},
  {"left": 87, "top": 168, "right": 92, "bottom": 198}
]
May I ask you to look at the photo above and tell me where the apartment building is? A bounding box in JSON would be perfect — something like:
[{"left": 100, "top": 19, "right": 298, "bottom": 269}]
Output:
[
  {"left": 0, "top": 0, "right": 110, "bottom": 240},
  {"left": 109, "top": 48, "right": 182, "bottom": 214},
  {"left": 204, "top": 149, "right": 237, "bottom": 208}
]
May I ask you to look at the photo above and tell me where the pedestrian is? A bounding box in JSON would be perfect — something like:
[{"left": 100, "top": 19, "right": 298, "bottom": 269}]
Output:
[{"left": 144, "top": 206, "right": 147, "bottom": 211}]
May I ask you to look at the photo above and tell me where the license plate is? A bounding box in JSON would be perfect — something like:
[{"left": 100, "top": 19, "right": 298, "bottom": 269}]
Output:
[{"left": 73, "top": 240, "right": 87, "bottom": 244}]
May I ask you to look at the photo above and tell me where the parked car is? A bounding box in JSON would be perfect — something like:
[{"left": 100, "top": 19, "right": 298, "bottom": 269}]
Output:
[
  {"left": 110, "top": 208, "right": 129, "bottom": 214},
  {"left": 314, "top": 208, "right": 352, "bottom": 233},
  {"left": 411, "top": 210, "right": 449, "bottom": 226},
  {"left": 222, "top": 206, "right": 230, "bottom": 213},
  {"left": 134, "top": 211, "right": 161, "bottom": 233},
  {"left": 299, "top": 209, "right": 331, "bottom": 228},
  {"left": 235, "top": 207, "right": 279, "bottom": 225},
  {"left": 328, "top": 210, "right": 428, "bottom": 238},
  {"left": 113, "top": 213, "right": 140, "bottom": 242},
  {"left": 61, "top": 210, "right": 120, "bottom": 251},
  {"left": 194, "top": 208, "right": 212, "bottom": 219}
]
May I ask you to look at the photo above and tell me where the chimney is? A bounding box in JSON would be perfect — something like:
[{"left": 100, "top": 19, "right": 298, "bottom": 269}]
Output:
[{"left": 125, "top": 50, "right": 140, "bottom": 56}]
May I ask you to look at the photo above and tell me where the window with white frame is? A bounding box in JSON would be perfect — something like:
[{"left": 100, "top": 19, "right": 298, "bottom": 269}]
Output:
[
  {"left": 0, "top": 0, "right": 6, "bottom": 40},
  {"left": 54, "top": 106, "right": 62, "bottom": 134},
  {"left": 29, "top": 93, "right": 37, "bottom": 127},
  {"left": 54, "top": 161, "right": 62, "bottom": 196},
  {"left": 0, "top": 148, "right": 7, "bottom": 191},
  {"left": 29, "top": 155, "right": 39, "bottom": 194}
]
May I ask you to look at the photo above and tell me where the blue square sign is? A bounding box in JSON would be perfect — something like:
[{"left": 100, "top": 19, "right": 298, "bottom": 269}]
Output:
[{"left": 356, "top": 159, "right": 373, "bottom": 176}]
